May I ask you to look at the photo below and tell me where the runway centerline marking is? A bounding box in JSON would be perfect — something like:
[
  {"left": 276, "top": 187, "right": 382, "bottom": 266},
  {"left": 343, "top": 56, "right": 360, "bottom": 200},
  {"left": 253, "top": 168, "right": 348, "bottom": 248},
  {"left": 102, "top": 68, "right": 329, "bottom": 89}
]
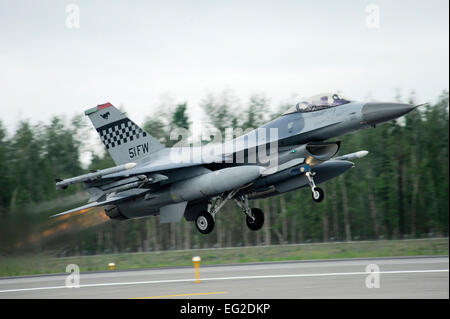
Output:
[
  {"left": 129, "top": 291, "right": 228, "bottom": 299},
  {"left": 0, "top": 269, "right": 447, "bottom": 294}
]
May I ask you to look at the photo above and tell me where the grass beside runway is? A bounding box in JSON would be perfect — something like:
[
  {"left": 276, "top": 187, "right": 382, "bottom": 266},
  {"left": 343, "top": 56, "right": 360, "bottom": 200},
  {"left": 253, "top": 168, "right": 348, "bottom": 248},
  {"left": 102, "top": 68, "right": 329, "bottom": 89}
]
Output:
[{"left": 0, "top": 238, "right": 448, "bottom": 277}]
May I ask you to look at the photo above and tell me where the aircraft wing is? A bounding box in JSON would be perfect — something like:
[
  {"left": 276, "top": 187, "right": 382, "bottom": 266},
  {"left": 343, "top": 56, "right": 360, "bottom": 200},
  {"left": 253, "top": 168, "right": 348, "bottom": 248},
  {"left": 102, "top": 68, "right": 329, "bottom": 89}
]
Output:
[{"left": 49, "top": 190, "right": 147, "bottom": 218}]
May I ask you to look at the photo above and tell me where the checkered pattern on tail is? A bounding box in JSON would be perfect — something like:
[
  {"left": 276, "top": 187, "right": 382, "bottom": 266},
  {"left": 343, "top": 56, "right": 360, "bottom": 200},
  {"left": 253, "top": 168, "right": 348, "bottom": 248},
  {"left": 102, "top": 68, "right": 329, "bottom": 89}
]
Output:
[
  {"left": 97, "top": 119, "right": 148, "bottom": 150},
  {"left": 85, "top": 102, "right": 165, "bottom": 165}
]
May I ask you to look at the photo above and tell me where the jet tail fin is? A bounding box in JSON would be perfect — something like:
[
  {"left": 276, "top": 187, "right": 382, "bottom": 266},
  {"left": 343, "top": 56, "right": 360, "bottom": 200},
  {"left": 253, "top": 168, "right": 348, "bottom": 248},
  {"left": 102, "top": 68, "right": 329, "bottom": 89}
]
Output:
[{"left": 84, "top": 103, "right": 165, "bottom": 165}]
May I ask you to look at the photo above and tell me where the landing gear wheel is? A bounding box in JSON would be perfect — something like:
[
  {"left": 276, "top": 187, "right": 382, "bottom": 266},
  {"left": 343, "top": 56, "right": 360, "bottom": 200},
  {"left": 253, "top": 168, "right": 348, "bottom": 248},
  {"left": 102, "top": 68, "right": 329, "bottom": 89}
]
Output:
[
  {"left": 195, "top": 211, "right": 215, "bottom": 234},
  {"left": 246, "top": 208, "right": 265, "bottom": 231},
  {"left": 312, "top": 187, "right": 324, "bottom": 203}
]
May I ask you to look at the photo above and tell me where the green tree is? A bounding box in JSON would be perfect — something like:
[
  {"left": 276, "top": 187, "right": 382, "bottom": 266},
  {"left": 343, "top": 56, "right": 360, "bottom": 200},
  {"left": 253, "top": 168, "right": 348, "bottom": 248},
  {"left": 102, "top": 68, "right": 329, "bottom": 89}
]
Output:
[{"left": 0, "top": 121, "right": 11, "bottom": 210}]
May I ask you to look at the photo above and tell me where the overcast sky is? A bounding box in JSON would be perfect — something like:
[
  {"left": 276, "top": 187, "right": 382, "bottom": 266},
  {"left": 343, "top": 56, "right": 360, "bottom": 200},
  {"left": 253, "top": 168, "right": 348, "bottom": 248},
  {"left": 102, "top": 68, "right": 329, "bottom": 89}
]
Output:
[{"left": 0, "top": 0, "right": 448, "bottom": 135}]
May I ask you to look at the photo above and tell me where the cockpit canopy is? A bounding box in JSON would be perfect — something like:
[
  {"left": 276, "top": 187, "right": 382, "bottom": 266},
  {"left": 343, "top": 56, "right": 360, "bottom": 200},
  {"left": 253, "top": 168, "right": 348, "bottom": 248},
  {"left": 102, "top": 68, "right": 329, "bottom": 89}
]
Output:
[{"left": 283, "top": 93, "right": 351, "bottom": 115}]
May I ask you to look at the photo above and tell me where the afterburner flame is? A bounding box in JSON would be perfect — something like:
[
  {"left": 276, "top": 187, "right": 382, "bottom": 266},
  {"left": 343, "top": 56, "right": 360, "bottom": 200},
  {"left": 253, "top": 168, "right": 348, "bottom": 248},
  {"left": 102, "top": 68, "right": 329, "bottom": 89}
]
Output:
[{"left": 17, "top": 207, "right": 109, "bottom": 249}]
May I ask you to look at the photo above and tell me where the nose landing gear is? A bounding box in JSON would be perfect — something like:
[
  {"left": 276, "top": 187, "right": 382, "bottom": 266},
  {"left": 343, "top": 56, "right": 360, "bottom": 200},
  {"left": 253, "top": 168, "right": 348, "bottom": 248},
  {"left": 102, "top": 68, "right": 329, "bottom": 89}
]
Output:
[{"left": 305, "top": 169, "right": 324, "bottom": 203}]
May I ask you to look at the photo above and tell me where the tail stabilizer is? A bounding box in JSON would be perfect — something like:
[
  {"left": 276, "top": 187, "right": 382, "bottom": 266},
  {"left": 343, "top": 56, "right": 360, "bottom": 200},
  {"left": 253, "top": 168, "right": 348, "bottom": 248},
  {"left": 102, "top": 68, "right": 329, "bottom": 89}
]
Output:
[{"left": 85, "top": 103, "right": 165, "bottom": 165}]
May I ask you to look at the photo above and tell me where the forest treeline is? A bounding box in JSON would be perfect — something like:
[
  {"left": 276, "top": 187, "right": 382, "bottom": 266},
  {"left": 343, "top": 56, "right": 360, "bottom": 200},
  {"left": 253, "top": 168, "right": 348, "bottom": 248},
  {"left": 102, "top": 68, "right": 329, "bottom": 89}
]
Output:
[{"left": 0, "top": 90, "right": 448, "bottom": 255}]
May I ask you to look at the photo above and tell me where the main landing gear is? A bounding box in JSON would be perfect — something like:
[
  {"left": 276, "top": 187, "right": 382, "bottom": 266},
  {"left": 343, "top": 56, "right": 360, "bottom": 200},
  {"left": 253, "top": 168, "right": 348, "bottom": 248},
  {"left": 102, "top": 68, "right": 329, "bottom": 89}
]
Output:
[
  {"left": 194, "top": 167, "right": 324, "bottom": 234},
  {"left": 195, "top": 211, "right": 215, "bottom": 235},
  {"left": 194, "top": 189, "right": 265, "bottom": 234},
  {"left": 235, "top": 195, "right": 264, "bottom": 231}
]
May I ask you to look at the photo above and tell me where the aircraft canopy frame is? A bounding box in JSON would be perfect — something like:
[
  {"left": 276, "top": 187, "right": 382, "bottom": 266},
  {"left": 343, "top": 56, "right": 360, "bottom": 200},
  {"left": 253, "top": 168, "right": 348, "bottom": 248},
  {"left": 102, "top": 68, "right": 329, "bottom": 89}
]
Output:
[{"left": 283, "top": 93, "right": 351, "bottom": 115}]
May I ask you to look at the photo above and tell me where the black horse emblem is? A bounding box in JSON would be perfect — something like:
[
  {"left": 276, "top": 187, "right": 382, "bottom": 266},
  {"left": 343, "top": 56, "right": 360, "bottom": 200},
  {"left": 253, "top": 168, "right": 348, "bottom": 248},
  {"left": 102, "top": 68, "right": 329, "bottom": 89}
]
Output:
[{"left": 100, "top": 112, "right": 110, "bottom": 120}]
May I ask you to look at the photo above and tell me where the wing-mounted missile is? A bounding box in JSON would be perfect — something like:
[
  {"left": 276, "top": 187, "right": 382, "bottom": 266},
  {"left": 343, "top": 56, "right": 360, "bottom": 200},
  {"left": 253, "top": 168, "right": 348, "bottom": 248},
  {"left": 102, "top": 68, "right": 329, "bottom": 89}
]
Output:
[
  {"left": 86, "top": 175, "right": 150, "bottom": 202},
  {"left": 332, "top": 150, "right": 368, "bottom": 161},
  {"left": 56, "top": 162, "right": 137, "bottom": 189},
  {"left": 85, "top": 173, "right": 168, "bottom": 202}
]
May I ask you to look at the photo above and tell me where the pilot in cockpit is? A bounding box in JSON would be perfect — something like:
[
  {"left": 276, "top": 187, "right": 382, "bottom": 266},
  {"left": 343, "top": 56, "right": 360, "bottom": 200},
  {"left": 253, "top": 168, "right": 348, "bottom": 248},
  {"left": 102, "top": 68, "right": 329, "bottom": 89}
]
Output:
[
  {"left": 284, "top": 93, "right": 351, "bottom": 115},
  {"left": 320, "top": 96, "right": 329, "bottom": 106}
]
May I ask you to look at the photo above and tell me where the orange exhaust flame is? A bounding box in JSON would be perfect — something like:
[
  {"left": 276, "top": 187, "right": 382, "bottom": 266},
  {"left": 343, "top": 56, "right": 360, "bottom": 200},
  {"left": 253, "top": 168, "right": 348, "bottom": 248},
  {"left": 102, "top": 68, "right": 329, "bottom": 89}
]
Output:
[{"left": 17, "top": 207, "right": 110, "bottom": 249}]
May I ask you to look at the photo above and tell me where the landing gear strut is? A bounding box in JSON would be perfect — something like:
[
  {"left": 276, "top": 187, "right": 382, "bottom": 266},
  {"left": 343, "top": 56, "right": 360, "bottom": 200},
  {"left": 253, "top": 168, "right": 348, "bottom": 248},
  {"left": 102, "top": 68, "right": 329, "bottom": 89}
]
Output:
[
  {"left": 235, "top": 195, "right": 265, "bottom": 231},
  {"left": 305, "top": 170, "right": 324, "bottom": 203}
]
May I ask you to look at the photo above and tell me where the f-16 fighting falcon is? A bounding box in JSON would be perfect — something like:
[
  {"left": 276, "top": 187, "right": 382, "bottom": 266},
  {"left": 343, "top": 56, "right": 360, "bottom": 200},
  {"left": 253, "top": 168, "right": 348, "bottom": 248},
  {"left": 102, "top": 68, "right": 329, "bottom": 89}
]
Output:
[{"left": 53, "top": 93, "right": 419, "bottom": 235}]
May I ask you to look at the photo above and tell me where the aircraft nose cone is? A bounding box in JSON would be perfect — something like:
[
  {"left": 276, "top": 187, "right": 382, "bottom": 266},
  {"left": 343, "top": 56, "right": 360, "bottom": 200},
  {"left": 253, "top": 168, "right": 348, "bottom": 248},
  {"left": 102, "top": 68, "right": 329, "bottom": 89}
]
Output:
[{"left": 362, "top": 102, "right": 416, "bottom": 125}]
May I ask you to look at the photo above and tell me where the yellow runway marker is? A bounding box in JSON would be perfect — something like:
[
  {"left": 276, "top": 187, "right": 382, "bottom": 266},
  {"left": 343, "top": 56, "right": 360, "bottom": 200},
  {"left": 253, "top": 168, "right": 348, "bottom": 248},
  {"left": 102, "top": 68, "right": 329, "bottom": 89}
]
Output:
[
  {"left": 130, "top": 291, "right": 228, "bottom": 299},
  {"left": 192, "top": 256, "right": 201, "bottom": 283}
]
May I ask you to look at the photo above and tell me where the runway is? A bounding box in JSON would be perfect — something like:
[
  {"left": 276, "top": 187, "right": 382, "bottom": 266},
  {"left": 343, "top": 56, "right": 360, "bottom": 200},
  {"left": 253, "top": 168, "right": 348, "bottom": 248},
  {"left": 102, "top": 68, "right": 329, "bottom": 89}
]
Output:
[{"left": 0, "top": 256, "right": 448, "bottom": 299}]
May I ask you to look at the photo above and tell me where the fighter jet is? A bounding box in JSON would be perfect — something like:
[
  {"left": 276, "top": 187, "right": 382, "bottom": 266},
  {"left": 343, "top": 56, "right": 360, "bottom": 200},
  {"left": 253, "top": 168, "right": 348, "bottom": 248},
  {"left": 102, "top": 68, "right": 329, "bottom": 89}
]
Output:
[{"left": 53, "top": 93, "right": 418, "bottom": 234}]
